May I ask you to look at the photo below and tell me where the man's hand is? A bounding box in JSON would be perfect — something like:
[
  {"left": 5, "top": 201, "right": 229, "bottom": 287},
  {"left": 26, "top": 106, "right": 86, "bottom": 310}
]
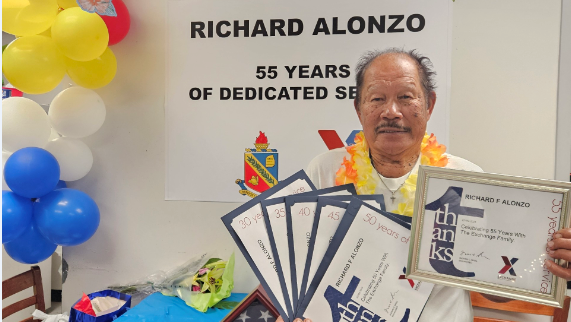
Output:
[
  {"left": 276, "top": 317, "right": 312, "bottom": 322},
  {"left": 545, "top": 228, "right": 571, "bottom": 279}
]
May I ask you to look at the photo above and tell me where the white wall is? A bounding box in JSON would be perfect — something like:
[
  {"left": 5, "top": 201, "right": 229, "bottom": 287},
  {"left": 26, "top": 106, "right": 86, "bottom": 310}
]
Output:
[
  {"left": 555, "top": 0, "right": 571, "bottom": 182},
  {"left": 61, "top": 0, "right": 258, "bottom": 309},
  {"left": 449, "top": 0, "right": 562, "bottom": 180},
  {"left": 61, "top": 1, "right": 563, "bottom": 321}
]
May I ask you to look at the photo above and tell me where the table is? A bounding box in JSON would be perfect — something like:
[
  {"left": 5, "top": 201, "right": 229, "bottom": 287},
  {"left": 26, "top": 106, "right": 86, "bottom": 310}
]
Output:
[{"left": 115, "top": 292, "right": 247, "bottom": 322}]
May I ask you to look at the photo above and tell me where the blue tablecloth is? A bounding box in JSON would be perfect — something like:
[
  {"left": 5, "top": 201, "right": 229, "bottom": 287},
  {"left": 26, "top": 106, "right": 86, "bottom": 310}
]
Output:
[{"left": 115, "top": 292, "right": 247, "bottom": 322}]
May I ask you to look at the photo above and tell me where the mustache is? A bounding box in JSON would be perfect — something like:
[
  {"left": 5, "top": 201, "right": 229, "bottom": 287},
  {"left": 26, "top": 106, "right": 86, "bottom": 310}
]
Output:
[{"left": 375, "top": 121, "right": 412, "bottom": 133}]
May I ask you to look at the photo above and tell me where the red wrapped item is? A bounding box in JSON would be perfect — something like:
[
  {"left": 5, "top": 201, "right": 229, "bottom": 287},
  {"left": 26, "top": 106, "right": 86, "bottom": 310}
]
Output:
[{"left": 73, "top": 293, "right": 96, "bottom": 317}]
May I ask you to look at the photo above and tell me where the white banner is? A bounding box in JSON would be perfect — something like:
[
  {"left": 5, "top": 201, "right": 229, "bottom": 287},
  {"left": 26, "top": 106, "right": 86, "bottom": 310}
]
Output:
[{"left": 166, "top": 0, "right": 452, "bottom": 201}]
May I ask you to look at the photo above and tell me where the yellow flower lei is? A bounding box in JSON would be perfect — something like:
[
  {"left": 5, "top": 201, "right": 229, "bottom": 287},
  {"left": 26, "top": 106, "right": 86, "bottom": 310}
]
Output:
[{"left": 335, "top": 132, "right": 448, "bottom": 216}]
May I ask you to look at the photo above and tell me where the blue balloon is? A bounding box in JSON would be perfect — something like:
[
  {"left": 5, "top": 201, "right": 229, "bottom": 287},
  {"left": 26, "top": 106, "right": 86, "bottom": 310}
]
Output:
[
  {"left": 55, "top": 180, "right": 67, "bottom": 189},
  {"left": 2, "top": 191, "right": 33, "bottom": 244},
  {"left": 4, "top": 222, "right": 57, "bottom": 264},
  {"left": 4, "top": 147, "right": 60, "bottom": 198},
  {"left": 34, "top": 188, "right": 100, "bottom": 246}
]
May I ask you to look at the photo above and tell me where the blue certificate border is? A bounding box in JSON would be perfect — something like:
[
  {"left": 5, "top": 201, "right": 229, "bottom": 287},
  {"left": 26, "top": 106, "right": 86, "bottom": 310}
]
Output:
[
  {"left": 221, "top": 170, "right": 316, "bottom": 322},
  {"left": 297, "top": 197, "right": 349, "bottom": 311},
  {"left": 319, "top": 194, "right": 387, "bottom": 212},
  {"left": 297, "top": 184, "right": 356, "bottom": 197},
  {"left": 284, "top": 195, "right": 319, "bottom": 312},
  {"left": 296, "top": 197, "right": 411, "bottom": 319},
  {"left": 260, "top": 196, "right": 294, "bottom": 316},
  {"left": 360, "top": 199, "right": 412, "bottom": 226}
]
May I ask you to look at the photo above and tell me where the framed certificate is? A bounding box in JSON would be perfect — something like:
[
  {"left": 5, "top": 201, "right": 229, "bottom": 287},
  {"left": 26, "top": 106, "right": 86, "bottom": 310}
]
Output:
[{"left": 407, "top": 166, "right": 571, "bottom": 307}]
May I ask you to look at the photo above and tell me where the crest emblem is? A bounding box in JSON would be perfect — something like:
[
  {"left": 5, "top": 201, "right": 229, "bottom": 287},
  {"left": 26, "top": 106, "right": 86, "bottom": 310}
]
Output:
[
  {"left": 236, "top": 131, "right": 279, "bottom": 198},
  {"left": 2, "top": 86, "right": 23, "bottom": 99}
]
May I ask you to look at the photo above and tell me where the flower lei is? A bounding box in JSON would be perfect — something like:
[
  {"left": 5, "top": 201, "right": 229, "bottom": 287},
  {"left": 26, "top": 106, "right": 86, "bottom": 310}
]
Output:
[{"left": 335, "top": 132, "right": 448, "bottom": 217}]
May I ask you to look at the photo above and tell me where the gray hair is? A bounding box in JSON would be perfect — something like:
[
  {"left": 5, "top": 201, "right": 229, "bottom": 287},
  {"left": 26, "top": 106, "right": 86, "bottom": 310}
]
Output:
[{"left": 354, "top": 48, "right": 437, "bottom": 107}]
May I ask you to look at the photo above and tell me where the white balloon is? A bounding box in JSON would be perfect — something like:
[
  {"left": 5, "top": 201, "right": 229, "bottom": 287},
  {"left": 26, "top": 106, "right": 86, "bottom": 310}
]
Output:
[
  {"left": 44, "top": 138, "right": 93, "bottom": 181},
  {"left": 48, "top": 87, "right": 106, "bottom": 138},
  {"left": 49, "top": 127, "right": 61, "bottom": 141},
  {"left": 2, "top": 151, "right": 12, "bottom": 191},
  {"left": 2, "top": 97, "right": 51, "bottom": 152},
  {"left": 24, "top": 74, "right": 76, "bottom": 107}
]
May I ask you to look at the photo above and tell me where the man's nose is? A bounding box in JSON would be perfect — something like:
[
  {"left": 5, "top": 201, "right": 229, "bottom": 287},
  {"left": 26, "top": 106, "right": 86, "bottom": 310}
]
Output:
[{"left": 381, "top": 100, "right": 403, "bottom": 119}]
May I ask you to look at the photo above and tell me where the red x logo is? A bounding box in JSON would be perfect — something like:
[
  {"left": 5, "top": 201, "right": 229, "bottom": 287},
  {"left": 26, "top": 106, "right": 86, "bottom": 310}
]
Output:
[
  {"left": 318, "top": 130, "right": 362, "bottom": 150},
  {"left": 498, "top": 256, "right": 518, "bottom": 276},
  {"left": 399, "top": 267, "right": 415, "bottom": 288}
]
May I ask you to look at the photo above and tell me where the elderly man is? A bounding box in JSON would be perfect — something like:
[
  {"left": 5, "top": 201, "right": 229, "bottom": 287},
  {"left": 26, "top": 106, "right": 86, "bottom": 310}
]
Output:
[
  {"left": 304, "top": 48, "right": 479, "bottom": 321},
  {"left": 275, "top": 48, "right": 476, "bottom": 322},
  {"left": 277, "top": 48, "right": 571, "bottom": 322}
]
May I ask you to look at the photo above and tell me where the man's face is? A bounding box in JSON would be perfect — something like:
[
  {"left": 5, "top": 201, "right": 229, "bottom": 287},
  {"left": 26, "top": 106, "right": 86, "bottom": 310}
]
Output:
[{"left": 355, "top": 54, "right": 436, "bottom": 158}]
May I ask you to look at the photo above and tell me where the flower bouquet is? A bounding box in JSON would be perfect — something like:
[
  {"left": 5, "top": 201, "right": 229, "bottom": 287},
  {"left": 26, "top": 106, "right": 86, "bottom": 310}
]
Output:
[
  {"left": 108, "top": 252, "right": 235, "bottom": 311},
  {"left": 161, "top": 253, "right": 235, "bottom": 312}
]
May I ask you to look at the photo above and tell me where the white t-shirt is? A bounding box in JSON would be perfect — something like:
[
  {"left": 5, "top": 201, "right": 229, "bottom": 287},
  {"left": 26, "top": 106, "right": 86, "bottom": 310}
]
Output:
[{"left": 306, "top": 147, "right": 483, "bottom": 322}]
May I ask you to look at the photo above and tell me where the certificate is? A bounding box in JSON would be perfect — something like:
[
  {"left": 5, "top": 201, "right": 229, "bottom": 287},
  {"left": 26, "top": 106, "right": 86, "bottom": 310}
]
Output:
[
  {"left": 407, "top": 166, "right": 571, "bottom": 307},
  {"left": 298, "top": 198, "right": 433, "bottom": 321},
  {"left": 221, "top": 170, "right": 316, "bottom": 321},
  {"left": 261, "top": 185, "right": 356, "bottom": 314},
  {"left": 287, "top": 195, "right": 321, "bottom": 310},
  {"left": 262, "top": 197, "right": 296, "bottom": 314},
  {"left": 298, "top": 195, "right": 388, "bottom": 309},
  {"left": 282, "top": 185, "right": 356, "bottom": 310},
  {"left": 300, "top": 197, "right": 349, "bottom": 309}
]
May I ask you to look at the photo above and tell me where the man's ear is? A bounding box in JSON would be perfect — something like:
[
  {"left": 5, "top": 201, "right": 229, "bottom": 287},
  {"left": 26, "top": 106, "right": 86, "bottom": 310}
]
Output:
[
  {"left": 426, "top": 91, "right": 437, "bottom": 119},
  {"left": 354, "top": 99, "right": 364, "bottom": 125}
]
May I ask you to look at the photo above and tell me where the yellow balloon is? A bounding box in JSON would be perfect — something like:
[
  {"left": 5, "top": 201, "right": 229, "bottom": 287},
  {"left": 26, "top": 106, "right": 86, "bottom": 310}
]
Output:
[
  {"left": 66, "top": 47, "right": 117, "bottom": 89},
  {"left": 38, "top": 27, "right": 52, "bottom": 37},
  {"left": 57, "top": 0, "right": 78, "bottom": 9},
  {"left": 2, "top": 35, "right": 66, "bottom": 94},
  {"left": 51, "top": 7, "right": 109, "bottom": 61},
  {"left": 2, "top": 0, "right": 59, "bottom": 36}
]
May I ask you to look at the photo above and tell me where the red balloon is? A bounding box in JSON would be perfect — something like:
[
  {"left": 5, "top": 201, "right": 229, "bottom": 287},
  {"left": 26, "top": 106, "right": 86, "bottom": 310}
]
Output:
[{"left": 100, "top": 0, "right": 131, "bottom": 45}]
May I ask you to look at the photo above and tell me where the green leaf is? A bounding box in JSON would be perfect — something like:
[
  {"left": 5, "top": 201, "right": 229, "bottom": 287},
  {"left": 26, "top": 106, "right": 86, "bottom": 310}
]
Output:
[
  {"left": 212, "top": 300, "right": 239, "bottom": 310},
  {"left": 204, "top": 258, "right": 223, "bottom": 267}
]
